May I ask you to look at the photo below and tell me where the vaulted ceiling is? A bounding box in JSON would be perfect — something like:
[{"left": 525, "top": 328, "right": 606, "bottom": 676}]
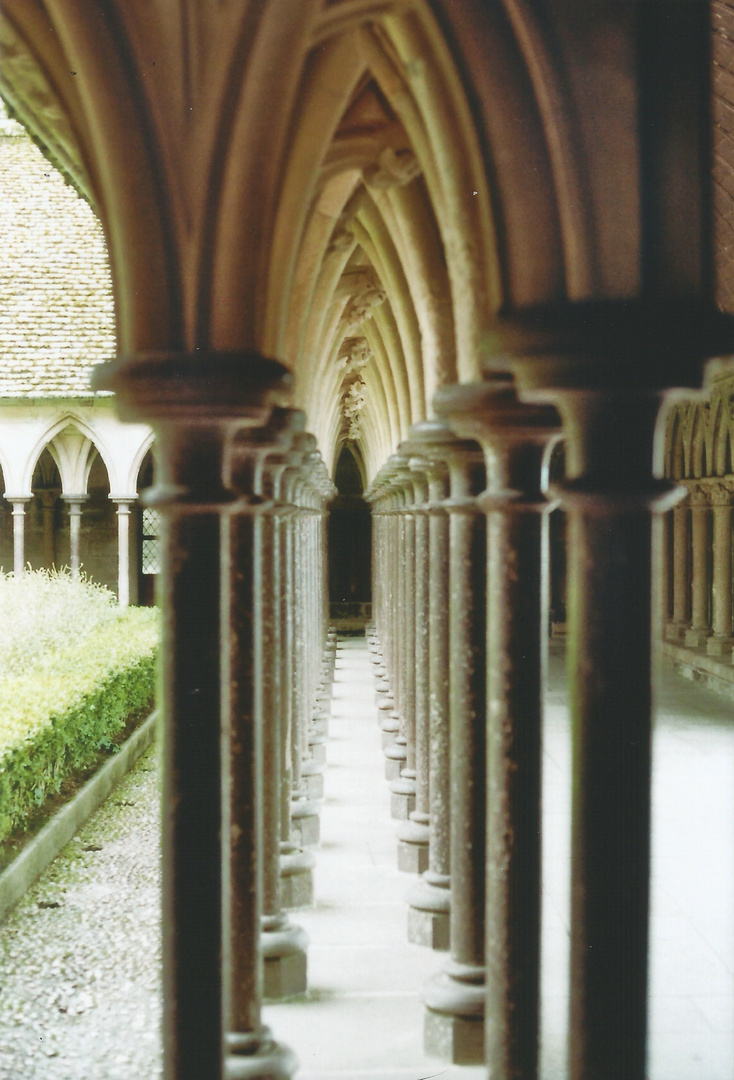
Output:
[{"left": 1, "top": 1, "right": 730, "bottom": 478}]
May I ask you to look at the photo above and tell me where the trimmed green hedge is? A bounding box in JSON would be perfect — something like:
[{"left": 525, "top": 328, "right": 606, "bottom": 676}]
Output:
[{"left": 0, "top": 606, "right": 158, "bottom": 843}]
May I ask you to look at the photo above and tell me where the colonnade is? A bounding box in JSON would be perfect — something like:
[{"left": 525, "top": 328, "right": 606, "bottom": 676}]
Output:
[
  {"left": 93, "top": 325, "right": 729, "bottom": 1080},
  {"left": 665, "top": 476, "right": 734, "bottom": 657},
  {"left": 101, "top": 354, "right": 342, "bottom": 1079},
  {"left": 3, "top": 488, "right": 142, "bottom": 604},
  {"left": 364, "top": 366, "right": 688, "bottom": 1080}
]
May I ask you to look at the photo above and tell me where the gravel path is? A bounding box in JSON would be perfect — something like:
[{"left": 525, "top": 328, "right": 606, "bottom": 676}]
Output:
[{"left": 0, "top": 748, "right": 162, "bottom": 1080}]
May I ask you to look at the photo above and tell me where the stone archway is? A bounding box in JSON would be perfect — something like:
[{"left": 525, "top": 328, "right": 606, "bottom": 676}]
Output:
[{"left": 328, "top": 443, "right": 372, "bottom": 629}]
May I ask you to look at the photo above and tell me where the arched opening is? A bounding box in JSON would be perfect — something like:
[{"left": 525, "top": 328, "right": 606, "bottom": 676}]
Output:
[
  {"left": 328, "top": 443, "right": 371, "bottom": 630},
  {"left": 29, "top": 447, "right": 62, "bottom": 571}
]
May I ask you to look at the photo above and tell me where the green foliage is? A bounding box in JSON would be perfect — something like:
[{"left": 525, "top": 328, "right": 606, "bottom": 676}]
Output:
[{"left": 0, "top": 571, "right": 158, "bottom": 843}]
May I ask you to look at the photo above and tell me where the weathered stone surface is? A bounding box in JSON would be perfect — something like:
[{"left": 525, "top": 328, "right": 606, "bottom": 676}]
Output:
[{"left": 424, "top": 1009, "right": 484, "bottom": 1065}]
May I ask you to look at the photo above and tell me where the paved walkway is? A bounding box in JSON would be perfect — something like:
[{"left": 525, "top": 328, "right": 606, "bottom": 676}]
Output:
[{"left": 0, "top": 636, "right": 731, "bottom": 1079}]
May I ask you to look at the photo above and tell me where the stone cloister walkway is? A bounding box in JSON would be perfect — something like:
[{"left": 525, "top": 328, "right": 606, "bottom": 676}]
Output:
[{"left": 0, "top": 635, "right": 731, "bottom": 1079}]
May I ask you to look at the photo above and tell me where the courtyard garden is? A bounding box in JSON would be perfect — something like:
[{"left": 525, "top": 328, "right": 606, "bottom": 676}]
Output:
[{"left": 0, "top": 570, "right": 158, "bottom": 862}]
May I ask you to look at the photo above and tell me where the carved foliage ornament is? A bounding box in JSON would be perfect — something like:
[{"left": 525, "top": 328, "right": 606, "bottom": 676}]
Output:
[
  {"left": 342, "top": 285, "right": 386, "bottom": 334},
  {"left": 337, "top": 337, "right": 372, "bottom": 373},
  {"left": 365, "top": 147, "right": 422, "bottom": 190}
]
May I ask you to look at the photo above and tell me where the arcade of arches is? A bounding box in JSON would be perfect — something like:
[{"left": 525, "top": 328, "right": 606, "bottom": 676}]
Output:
[{"left": 1, "top": 3, "right": 734, "bottom": 1079}]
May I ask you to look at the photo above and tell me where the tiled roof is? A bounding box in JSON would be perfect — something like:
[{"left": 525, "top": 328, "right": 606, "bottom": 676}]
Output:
[{"left": 0, "top": 106, "right": 115, "bottom": 397}]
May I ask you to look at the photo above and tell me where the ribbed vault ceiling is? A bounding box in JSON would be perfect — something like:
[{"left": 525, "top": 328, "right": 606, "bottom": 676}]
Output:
[{"left": 2, "top": 1, "right": 733, "bottom": 480}]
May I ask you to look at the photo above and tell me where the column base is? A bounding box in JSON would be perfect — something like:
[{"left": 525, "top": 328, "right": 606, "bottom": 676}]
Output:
[
  {"left": 684, "top": 627, "right": 711, "bottom": 647},
  {"left": 384, "top": 741, "right": 407, "bottom": 781},
  {"left": 423, "top": 961, "right": 485, "bottom": 1064},
  {"left": 390, "top": 774, "right": 417, "bottom": 820},
  {"left": 301, "top": 757, "right": 325, "bottom": 801},
  {"left": 280, "top": 844, "right": 315, "bottom": 909},
  {"left": 396, "top": 815, "right": 430, "bottom": 873},
  {"left": 261, "top": 916, "right": 309, "bottom": 1001},
  {"left": 291, "top": 798, "right": 320, "bottom": 847},
  {"left": 665, "top": 621, "right": 688, "bottom": 642},
  {"left": 707, "top": 634, "right": 734, "bottom": 656},
  {"left": 378, "top": 705, "right": 398, "bottom": 740},
  {"left": 225, "top": 1028, "right": 297, "bottom": 1080},
  {"left": 408, "top": 871, "right": 451, "bottom": 951},
  {"left": 307, "top": 732, "right": 328, "bottom": 767}
]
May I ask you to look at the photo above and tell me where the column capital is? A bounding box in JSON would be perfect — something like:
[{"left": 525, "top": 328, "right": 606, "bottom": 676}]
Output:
[
  {"left": 5, "top": 495, "right": 32, "bottom": 510},
  {"left": 708, "top": 478, "right": 734, "bottom": 506},
  {"left": 682, "top": 481, "right": 710, "bottom": 508},
  {"left": 109, "top": 496, "right": 138, "bottom": 511},
  {"left": 481, "top": 299, "right": 734, "bottom": 395},
  {"left": 434, "top": 377, "right": 560, "bottom": 510},
  {"left": 92, "top": 350, "right": 291, "bottom": 425}
]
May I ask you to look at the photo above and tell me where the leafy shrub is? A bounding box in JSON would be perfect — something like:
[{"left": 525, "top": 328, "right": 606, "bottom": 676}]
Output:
[
  {"left": 0, "top": 571, "right": 158, "bottom": 843},
  {"left": 0, "top": 568, "right": 122, "bottom": 668}
]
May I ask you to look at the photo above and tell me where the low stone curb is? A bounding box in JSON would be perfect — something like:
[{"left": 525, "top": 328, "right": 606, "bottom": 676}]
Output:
[{"left": 0, "top": 709, "right": 158, "bottom": 922}]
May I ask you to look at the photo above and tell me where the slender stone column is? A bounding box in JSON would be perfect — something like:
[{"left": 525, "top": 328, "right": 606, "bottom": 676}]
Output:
[
  {"left": 64, "top": 495, "right": 89, "bottom": 579},
  {"left": 93, "top": 351, "right": 294, "bottom": 1080},
  {"left": 407, "top": 424, "right": 454, "bottom": 952},
  {"left": 706, "top": 479, "right": 734, "bottom": 654},
  {"left": 272, "top": 446, "right": 317, "bottom": 912},
  {"left": 396, "top": 463, "right": 431, "bottom": 873},
  {"left": 485, "top": 293, "right": 734, "bottom": 1080},
  {"left": 375, "top": 461, "right": 404, "bottom": 751},
  {"left": 384, "top": 469, "right": 408, "bottom": 777},
  {"left": 229, "top": 414, "right": 309, "bottom": 1003},
  {"left": 38, "top": 489, "right": 59, "bottom": 569},
  {"left": 112, "top": 497, "right": 137, "bottom": 607},
  {"left": 284, "top": 438, "right": 321, "bottom": 849},
  {"left": 666, "top": 499, "right": 690, "bottom": 639},
  {"left": 386, "top": 465, "right": 415, "bottom": 806},
  {"left": 7, "top": 497, "right": 30, "bottom": 577},
  {"left": 432, "top": 379, "right": 559, "bottom": 1071},
  {"left": 422, "top": 395, "right": 488, "bottom": 1065},
  {"left": 684, "top": 484, "right": 711, "bottom": 646}
]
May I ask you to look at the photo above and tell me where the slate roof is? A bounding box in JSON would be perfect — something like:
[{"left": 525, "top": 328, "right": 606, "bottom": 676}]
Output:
[{"left": 0, "top": 102, "right": 115, "bottom": 398}]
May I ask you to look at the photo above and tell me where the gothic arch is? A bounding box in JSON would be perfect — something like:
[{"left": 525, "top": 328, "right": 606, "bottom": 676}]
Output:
[{"left": 25, "top": 413, "right": 113, "bottom": 496}]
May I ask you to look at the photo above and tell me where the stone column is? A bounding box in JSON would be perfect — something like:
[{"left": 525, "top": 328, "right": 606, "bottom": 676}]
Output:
[
  {"left": 64, "top": 495, "right": 89, "bottom": 579},
  {"left": 706, "top": 479, "right": 734, "bottom": 655},
  {"left": 38, "top": 489, "right": 59, "bottom": 569},
  {"left": 375, "top": 461, "right": 404, "bottom": 751},
  {"left": 666, "top": 498, "right": 690, "bottom": 640},
  {"left": 421, "top": 397, "right": 488, "bottom": 1065},
  {"left": 7, "top": 497, "right": 30, "bottom": 577},
  {"left": 112, "top": 497, "right": 137, "bottom": 607},
  {"left": 684, "top": 484, "right": 711, "bottom": 646},
  {"left": 432, "top": 379, "right": 559, "bottom": 1071},
  {"left": 407, "top": 425, "right": 454, "bottom": 952},
  {"left": 484, "top": 296, "right": 734, "bottom": 1080},
  {"left": 284, "top": 438, "right": 321, "bottom": 849},
  {"left": 229, "top": 413, "right": 310, "bottom": 1003},
  {"left": 93, "top": 351, "right": 294, "bottom": 1080},
  {"left": 387, "top": 463, "right": 416, "bottom": 815},
  {"left": 272, "top": 444, "right": 317, "bottom": 912},
  {"left": 396, "top": 462, "right": 431, "bottom": 874}
]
